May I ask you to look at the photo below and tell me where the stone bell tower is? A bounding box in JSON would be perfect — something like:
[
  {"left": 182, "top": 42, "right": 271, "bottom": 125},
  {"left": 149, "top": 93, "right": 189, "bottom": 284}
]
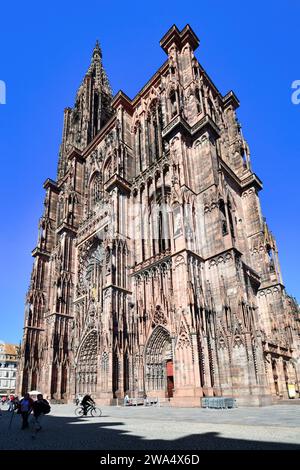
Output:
[{"left": 58, "top": 41, "right": 113, "bottom": 180}]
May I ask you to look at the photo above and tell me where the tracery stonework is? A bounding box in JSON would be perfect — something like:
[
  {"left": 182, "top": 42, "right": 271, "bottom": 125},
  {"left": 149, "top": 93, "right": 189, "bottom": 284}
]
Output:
[{"left": 17, "top": 25, "right": 300, "bottom": 406}]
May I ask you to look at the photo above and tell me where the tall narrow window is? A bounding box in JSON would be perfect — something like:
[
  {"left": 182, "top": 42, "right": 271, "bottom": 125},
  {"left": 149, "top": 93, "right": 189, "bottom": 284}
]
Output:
[
  {"left": 208, "top": 98, "right": 216, "bottom": 122},
  {"left": 170, "top": 90, "right": 177, "bottom": 118},
  {"left": 90, "top": 173, "right": 101, "bottom": 209},
  {"left": 225, "top": 306, "right": 230, "bottom": 330},
  {"left": 104, "top": 158, "right": 112, "bottom": 182},
  {"left": 158, "top": 203, "right": 170, "bottom": 253},
  {"left": 137, "top": 125, "right": 142, "bottom": 172},
  {"left": 219, "top": 200, "right": 228, "bottom": 236},
  {"left": 93, "top": 92, "right": 99, "bottom": 137},
  {"left": 241, "top": 146, "right": 248, "bottom": 169},
  {"left": 154, "top": 119, "right": 159, "bottom": 158},
  {"left": 195, "top": 88, "right": 202, "bottom": 114},
  {"left": 266, "top": 244, "right": 275, "bottom": 272},
  {"left": 158, "top": 210, "right": 164, "bottom": 253},
  {"left": 148, "top": 102, "right": 162, "bottom": 163},
  {"left": 227, "top": 200, "right": 235, "bottom": 239},
  {"left": 145, "top": 118, "right": 151, "bottom": 166},
  {"left": 173, "top": 203, "right": 182, "bottom": 238},
  {"left": 140, "top": 189, "right": 145, "bottom": 261},
  {"left": 57, "top": 196, "right": 64, "bottom": 225}
]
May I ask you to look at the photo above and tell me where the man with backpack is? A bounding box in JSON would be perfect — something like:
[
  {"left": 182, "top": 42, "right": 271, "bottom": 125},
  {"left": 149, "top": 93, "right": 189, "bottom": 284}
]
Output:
[{"left": 31, "top": 393, "right": 51, "bottom": 435}]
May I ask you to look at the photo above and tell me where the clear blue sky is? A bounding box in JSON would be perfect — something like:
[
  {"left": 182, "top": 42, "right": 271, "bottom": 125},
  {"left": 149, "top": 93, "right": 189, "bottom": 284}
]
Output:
[{"left": 0, "top": 1, "right": 299, "bottom": 344}]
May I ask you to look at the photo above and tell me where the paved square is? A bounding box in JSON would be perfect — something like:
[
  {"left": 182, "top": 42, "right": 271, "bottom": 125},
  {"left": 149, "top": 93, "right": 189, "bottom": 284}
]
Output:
[{"left": 0, "top": 403, "right": 299, "bottom": 450}]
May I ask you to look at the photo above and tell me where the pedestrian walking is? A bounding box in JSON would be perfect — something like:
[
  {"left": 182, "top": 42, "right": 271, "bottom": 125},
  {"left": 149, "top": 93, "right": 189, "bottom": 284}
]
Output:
[
  {"left": 30, "top": 394, "right": 51, "bottom": 438},
  {"left": 18, "top": 393, "right": 34, "bottom": 430},
  {"left": 143, "top": 393, "right": 149, "bottom": 406},
  {"left": 8, "top": 395, "right": 15, "bottom": 412},
  {"left": 75, "top": 394, "right": 82, "bottom": 406},
  {"left": 14, "top": 396, "right": 20, "bottom": 410},
  {"left": 1, "top": 395, "right": 7, "bottom": 406}
]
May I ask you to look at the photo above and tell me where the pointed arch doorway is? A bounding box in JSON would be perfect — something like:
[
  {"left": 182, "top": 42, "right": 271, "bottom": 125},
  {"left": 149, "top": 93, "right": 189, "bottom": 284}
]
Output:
[
  {"left": 145, "top": 326, "right": 174, "bottom": 398},
  {"left": 76, "top": 330, "right": 98, "bottom": 395}
]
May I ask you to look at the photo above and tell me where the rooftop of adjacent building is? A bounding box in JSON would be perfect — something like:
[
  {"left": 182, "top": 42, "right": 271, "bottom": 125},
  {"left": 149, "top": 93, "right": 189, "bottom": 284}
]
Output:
[{"left": 0, "top": 341, "right": 19, "bottom": 356}]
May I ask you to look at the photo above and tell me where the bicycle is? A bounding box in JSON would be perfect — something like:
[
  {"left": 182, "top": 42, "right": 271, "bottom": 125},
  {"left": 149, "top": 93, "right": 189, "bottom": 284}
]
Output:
[{"left": 75, "top": 404, "right": 102, "bottom": 417}]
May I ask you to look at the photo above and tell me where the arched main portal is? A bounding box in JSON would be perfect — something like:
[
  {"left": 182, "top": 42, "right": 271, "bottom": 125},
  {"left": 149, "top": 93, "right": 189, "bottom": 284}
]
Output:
[
  {"left": 76, "top": 330, "right": 98, "bottom": 395},
  {"left": 145, "top": 326, "right": 173, "bottom": 398}
]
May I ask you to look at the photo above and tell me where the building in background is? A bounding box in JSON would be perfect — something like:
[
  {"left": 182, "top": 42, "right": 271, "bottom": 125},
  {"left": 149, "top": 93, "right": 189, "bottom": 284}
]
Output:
[
  {"left": 0, "top": 341, "right": 19, "bottom": 397},
  {"left": 17, "top": 25, "right": 300, "bottom": 406}
]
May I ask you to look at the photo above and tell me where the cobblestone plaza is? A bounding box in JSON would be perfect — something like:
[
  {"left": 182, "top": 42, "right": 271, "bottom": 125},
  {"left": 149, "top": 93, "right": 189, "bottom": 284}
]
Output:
[{"left": 0, "top": 403, "right": 299, "bottom": 450}]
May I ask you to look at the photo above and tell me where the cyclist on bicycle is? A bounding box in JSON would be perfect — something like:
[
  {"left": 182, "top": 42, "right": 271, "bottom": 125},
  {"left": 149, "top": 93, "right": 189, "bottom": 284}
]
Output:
[{"left": 81, "top": 394, "right": 95, "bottom": 416}]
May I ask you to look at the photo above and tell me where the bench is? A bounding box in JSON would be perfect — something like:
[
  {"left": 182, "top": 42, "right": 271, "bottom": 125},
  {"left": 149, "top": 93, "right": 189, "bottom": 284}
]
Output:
[
  {"left": 124, "top": 397, "right": 159, "bottom": 406},
  {"left": 144, "top": 397, "right": 159, "bottom": 406},
  {"left": 125, "top": 397, "right": 144, "bottom": 406},
  {"left": 202, "top": 397, "right": 237, "bottom": 409}
]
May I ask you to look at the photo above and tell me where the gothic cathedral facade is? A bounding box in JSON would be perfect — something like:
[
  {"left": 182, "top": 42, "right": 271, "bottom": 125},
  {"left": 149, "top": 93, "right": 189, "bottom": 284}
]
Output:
[{"left": 17, "top": 25, "right": 300, "bottom": 406}]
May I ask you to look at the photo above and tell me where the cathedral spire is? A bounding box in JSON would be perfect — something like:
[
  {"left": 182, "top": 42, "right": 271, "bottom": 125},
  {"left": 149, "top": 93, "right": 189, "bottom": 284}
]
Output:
[
  {"left": 57, "top": 39, "right": 113, "bottom": 179},
  {"left": 92, "top": 40, "right": 102, "bottom": 60},
  {"left": 86, "top": 39, "right": 112, "bottom": 96}
]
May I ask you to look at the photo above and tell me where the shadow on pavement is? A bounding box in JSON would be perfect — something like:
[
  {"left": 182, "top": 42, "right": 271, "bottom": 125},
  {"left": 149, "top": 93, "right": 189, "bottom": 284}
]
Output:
[{"left": 0, "top": 409, "right": 299, "bottom": 451}]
